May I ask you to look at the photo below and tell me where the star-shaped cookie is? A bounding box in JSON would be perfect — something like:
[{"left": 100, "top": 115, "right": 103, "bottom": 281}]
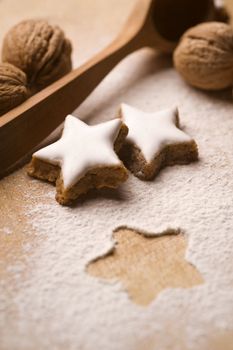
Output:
[
  {"left": 27, "top": 115, "right": 128, "bottom": 205},
  {"left": 119, "top": 103, "right": 198, "bottom": 180}
]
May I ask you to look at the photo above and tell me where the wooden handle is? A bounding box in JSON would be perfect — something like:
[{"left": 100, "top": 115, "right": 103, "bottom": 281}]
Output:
[
  {"left": 0, "top": 0, "right": 155, "bottom": 178},
  {"left": 0, "top": 33, "right": 144, "bottom": 178},
  {"left": 0, "top": 0, "right": 214, "bottom": 177}
]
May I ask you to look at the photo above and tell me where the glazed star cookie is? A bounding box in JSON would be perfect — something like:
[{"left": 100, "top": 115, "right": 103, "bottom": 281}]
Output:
[
  {"left": 119, "top": 103, "right": 198, "bottom": 180},
  {"left": 27, "top": 115, "right": 128, "bottom": 205}
]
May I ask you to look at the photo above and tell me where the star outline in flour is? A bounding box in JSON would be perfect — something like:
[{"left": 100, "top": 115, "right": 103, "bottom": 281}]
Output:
[{"left": 87, "top": 228, "right": 203, "bottom": 306}]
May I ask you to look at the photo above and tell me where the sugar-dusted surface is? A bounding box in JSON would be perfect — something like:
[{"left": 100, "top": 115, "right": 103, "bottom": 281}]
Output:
[
  {"left": 1, "top": 0, "right": 233, "bottom": 349},
  {"left": 1, "top": 46, "right": 233, "bottom": 350}
]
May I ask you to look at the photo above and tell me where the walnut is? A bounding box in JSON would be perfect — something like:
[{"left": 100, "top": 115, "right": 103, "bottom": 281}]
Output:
[
  {"left": 0, "top": 63, "right": 29, "bottom": 116},
  {"left": 173, "top": 22, "right": 233, "bottom": 90},
  {"left": 2, "top": 19, "right": 72, "bottom": 92}
]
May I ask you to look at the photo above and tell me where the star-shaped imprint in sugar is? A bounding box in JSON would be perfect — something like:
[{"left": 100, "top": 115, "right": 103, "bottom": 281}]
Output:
[
  {"left": 87, "top": 228, "right": 203, "bottom": 306},
  {"left": 119, "top": 103, "right": 198, "bottom": 180},
  {"left": 27, "top": 115, "right": 128, "bottom": 205}
]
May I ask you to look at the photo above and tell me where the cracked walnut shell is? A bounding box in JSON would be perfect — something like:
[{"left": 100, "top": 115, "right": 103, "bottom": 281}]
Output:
[
  {"left": 0, "top": 63, "right": 29, "bottom": 116},
  {"left": 173, "top": 22, "right": 233, "bottom": 90},
  {"left": 2, "top": 19, "right": 72, "bottom": 92}
]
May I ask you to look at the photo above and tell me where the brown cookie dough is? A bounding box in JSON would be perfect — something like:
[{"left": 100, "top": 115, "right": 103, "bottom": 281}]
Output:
[
  {"left": 28, "top": 115, "right": 128, "bottom": 205},
  {"left": 118, "top": 103, "right": 198, "bottom": 180}
]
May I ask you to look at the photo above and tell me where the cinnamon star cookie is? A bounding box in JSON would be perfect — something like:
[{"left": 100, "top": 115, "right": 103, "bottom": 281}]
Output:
[
  {"left": 27, "top": 115, "right": 128, "bottom": 205},
  {"left": 119, "top": 103, "right": 198, "bottom": 180}
]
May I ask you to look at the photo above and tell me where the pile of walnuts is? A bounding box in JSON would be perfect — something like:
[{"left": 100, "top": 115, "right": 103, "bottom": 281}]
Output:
[
  {"left": 1, "top": 16, "right": 232, "bottom": 117},
  {"left": 0, "top": 19, "right": 72, "bottom": 116}
]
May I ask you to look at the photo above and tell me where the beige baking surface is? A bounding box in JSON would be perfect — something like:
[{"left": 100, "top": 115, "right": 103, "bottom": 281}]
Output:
[
  {"left": 0, "top": 0, "right": 136, "bottom": 282},
  {"left": 1, "top": 1, "right": 233, "bottom": 350},
  {"left": 87, "top": 229, "right": 203, "bottom": 306}
]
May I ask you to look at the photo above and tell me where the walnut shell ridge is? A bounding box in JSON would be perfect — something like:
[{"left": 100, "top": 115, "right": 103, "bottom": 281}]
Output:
[
  {"left": 173, "top": 22, "right": 233, "bottom": 90},
  {"left": 2, "top": 19, "right": 72, "bottom": 91},
  {"left": 0, "top": 63, "right": 29, "bottom": 116}
]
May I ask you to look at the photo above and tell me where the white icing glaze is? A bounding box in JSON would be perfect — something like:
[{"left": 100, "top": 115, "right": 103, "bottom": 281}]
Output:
[
  {"left": 120, "top": 103, "right": 193, "bottom": 162},
  {"left": 33, "top": 115, "right": 123, "bottom": 189},
  {"left": 2, "top": 46, "right": 233, "bottom": 350}
]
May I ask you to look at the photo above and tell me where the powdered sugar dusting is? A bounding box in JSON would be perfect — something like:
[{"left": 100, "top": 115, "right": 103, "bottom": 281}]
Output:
[
  {"left": 1, "top": 227, "right": 12, "bottom": 235},
  {"left": 0, "top": 49, "right": 233, "bottom": 350}
]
